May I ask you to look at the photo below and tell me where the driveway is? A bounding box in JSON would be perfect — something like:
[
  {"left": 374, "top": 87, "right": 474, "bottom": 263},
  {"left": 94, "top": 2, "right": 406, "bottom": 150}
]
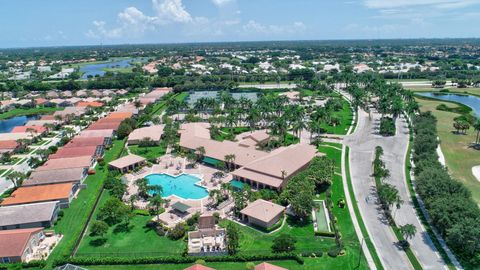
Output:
[{"left": 344, "top": 108, "right": 447, "bottom": 270}]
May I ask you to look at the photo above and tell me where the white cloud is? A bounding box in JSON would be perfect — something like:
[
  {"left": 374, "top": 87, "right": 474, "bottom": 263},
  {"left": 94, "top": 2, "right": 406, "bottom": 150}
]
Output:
[
  {"left": 86, "top": 0, "right": 193, "bottom": 39},
  {"left": 211, "top": 0, "right": 235, "bottom": 7},
  {"left": 153, "top": 0, "right": 192, "bottom": 23}
]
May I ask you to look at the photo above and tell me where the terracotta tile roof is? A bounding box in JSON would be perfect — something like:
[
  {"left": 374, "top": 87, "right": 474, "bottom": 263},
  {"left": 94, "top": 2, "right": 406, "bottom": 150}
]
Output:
[
  {"left": 87, "top": 122, "right": 121, "bottom": 131},
  {"left": 255, "top": 262, "right": 288, "bottom": 270},
  {"left": 37, "top": 156, "right": 92, "bottom": 171},
  {"left": 0, "top": 228, "right": 43, "bottom": 258},
  {"left": 11, "top": 126, "right": 47, "bottom": 134},
  {"left": 76, "top": 101, "right": 103, "bottom": 107},
  {"left": 107, "top": 112, "right": 133, "bottom": 119},
  {"left": 1, "top": 183, "right": 73, "bottom": 206},
  {"left": 0, "top": 140, "right": 18, "bottom": 150},
  {"left": 240, "top": 199, "right": 285, "bottom": 224},
  {"left": 49, "top": 146, "right": 97, "bottom": 159},
  {"left": 66, "top": 137, "right": 104, "bottom": 147},
  {"left": 78, "top": 129, "right": 114, "bottom": 138},
  {"left": 184, "top": 264, "right": 215, "bottom": 270}
]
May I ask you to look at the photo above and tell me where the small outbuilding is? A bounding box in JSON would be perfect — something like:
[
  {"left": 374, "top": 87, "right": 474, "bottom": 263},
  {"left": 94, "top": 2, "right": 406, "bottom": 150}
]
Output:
[
  {"left": 240, "top": 199, "right": 285, "bottom": 229},
  {"left": 108, "top": 154, "right": 146, "bottom": 173}
]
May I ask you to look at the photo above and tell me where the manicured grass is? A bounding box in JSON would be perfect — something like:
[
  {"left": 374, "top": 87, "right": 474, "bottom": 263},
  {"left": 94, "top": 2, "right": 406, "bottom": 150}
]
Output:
[
  {"left": 320, "top": 98, "right": 354, "bottom": 135},
  {"left": 410, "top": 87, "right": 480, "bottom": 97},
  {"left": 76, "top": 192, "right": 185, "bottom": 257},
  {"left": 0, "top": 106, "right": 62, "bottom": 120},
  {"left": 415, "top": 97, "right": 480, "bottom": 203},
  {"left": 129, "top": 144, "right": 166, "bottom": 160},
  {"left": 46, "top": 139, "right": 126, "bottom": 267},
  {"left": 344, "top": 147, "right": 385, "bottom": 270},
  {"left": 213, "top": 127, "right": 251, "bottom": 141}
]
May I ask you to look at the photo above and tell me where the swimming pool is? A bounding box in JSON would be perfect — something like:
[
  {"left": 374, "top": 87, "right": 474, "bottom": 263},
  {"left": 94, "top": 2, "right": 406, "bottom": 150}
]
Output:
[{"left": 145, "top": 173, "right": 208, "bottom": 200}]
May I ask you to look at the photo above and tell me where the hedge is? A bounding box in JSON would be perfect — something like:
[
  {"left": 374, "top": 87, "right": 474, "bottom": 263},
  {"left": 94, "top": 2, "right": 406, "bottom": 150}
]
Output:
[
  {"left": 54, "top": 253, "right": 303, "bottom": 266},
  {"left": 0, "top": 260, "right": 46, "bottom": 269}
]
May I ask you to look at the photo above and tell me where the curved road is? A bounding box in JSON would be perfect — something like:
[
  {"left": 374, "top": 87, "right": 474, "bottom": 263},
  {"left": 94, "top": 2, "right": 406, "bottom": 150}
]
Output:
[{"left": 344, "top": 107, "right": 447, "bottom": 270}]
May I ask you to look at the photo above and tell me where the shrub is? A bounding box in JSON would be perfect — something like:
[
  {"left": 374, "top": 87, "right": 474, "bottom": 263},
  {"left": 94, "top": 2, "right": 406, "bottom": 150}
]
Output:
[
  {"left": 168, "top": 223, "right": 186, "bottom": 240},
  {"left": 379, "top": 117, "right": 395, "bottom": 136}
]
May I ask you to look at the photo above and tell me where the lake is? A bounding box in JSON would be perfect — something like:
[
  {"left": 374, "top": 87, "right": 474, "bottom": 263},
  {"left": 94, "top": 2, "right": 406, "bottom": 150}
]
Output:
[
  {"left": 417, "top": 92, "right": 480, "bottom": 116},
  {"left": 0, "top": 115, "right": 38, "bottom": 133},
  {"left": 80, "top": 58, "right": 146, "bottom": 79}
]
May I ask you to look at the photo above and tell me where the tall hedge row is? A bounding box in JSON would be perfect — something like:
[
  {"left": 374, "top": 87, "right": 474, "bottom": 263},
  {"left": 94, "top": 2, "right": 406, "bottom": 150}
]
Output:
[{"left": 413, "top": 112, "right": 480, "bottom": 267}]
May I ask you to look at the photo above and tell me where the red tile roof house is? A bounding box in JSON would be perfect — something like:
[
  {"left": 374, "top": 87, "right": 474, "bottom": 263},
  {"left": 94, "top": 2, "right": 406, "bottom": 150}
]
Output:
[
  {"left": 37, "top": 156, "right": 94, "bottom": 171},
  {"left": 76, "top": 101, "right": 104, "bottom": 108},
  {"left": 0, "top": 228, "right": 45, "bottom": 263},
  {"left": 78, "top": 129, "right": 114, "bottom": 145},
  {"left": 49, "top": 146, "right": 98, "bottom": 159},
  {"left": 87, "top": 121, "right": 122, "bottom": 131},
  {"left": 0, "top": 140, "right": 19, "bottom": 154},
  {"left": 1, "top": 183, "right": 75, "bottom": 208},
  {"left": 65, "top": 137, "right": 105, "bottom": 157},
  {"left": 11, "top": 126, "right": 48, "bottom": 135}
]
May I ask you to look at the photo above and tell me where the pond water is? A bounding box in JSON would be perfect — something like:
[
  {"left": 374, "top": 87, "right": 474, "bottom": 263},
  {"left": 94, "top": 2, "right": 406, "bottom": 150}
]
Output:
[
  {"left": 417, "top": 92, "right": 480, "bottom": 116},
  {"left": 80, "top": 58, "right": 146, "bottom": 79},
  {"left": 0, "top": 115, "right": 38, "bottom": 133},
  {"left": 145, "top": 173, "right": 208, "bottom": 200}
]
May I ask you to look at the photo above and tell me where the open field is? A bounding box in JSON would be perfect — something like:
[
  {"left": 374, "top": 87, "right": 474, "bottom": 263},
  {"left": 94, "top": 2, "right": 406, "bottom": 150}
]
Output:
[{"left": 415, "top": 97, "right": 480, "bottom": 203}]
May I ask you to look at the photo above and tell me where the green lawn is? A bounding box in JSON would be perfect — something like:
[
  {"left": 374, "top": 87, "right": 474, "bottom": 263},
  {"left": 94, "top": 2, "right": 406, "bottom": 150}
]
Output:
[
  {"left": 76, "top": 192, "right": 185, "bottom": 256},
  {"left": 129, "top": 144, "right": 166, "bottom": 160},
  {"left": 416, "top": 97, "right": 480, "bottom": 203},
  {"left": 46, "top": 139, "right": 126, "bottom": 267},
  {"left": 213, "top": 127, "right": 251, "bottom": 141},
  {"left": 0, "top": 106, "right": 63, "bottom": 120},
  {"left": 320, "top": 99, "right": 354, "bottom": 135},
  {"left": 409, "top": 87, "right": 480, "bottom": 97}
]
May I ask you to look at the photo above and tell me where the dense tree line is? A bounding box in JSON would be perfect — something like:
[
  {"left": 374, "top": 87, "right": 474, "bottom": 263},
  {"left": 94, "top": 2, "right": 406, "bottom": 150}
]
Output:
[{"left": 413, "top": 112, "right": 480, "bottom": 267}]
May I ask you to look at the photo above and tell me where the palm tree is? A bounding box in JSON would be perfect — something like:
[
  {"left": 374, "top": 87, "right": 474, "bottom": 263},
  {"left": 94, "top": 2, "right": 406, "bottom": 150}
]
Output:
[
  {"left": 399, "top": 224, "right": 417, "bottom": 242},
  {"left": 474, "top": 119, "right": 480, "bottom": 145},
  {"left": 148, "top": 195, "right": 163, "bottom": 221},
  {"left": 128, "top": 194, "right": 139, "bottom": 211},
  {"left": 6, "top": 171, "right": 26, "bottom": 187}
]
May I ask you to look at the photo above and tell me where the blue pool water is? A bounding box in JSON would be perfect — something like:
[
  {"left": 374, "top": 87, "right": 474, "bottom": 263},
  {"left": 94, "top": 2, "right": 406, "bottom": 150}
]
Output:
[
  {"left": 145, "top": 173, "right": 208, "bottom": 200},
  {"left": 418, "top": 92, "right": 480, "bottom": 116}
]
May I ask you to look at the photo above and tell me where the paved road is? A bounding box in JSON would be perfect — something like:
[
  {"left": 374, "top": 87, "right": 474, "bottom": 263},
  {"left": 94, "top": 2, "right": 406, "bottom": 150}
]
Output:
[
  {"left": 344, "top": 108, "right": 447, "bottom": 270},
  {"left": 0, "top": 135, "right": 61, "bottom": 195}
]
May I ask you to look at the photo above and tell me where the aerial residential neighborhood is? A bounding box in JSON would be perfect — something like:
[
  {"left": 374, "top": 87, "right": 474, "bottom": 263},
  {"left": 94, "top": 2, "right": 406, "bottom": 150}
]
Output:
[{"left": 1, "top": 1, "right": 480, "bottom": 270}]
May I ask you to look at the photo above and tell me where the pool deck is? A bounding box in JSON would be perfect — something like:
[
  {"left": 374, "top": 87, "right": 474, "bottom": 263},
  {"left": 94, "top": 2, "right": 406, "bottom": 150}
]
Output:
[{"left": 123, "top": 154, "right": 234, "bottom": 227}]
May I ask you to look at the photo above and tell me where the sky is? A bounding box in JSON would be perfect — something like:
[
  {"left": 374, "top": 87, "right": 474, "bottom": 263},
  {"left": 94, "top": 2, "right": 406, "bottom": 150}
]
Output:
[{"left": 1, "top": 0, "right": 480, "bottom": 48}]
